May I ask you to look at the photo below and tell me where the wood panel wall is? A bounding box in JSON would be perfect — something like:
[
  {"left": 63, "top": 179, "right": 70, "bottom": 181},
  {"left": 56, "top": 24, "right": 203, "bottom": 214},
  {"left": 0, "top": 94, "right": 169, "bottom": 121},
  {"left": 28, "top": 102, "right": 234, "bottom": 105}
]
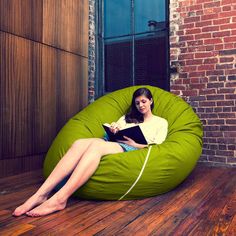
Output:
[{"left": 0, "top": 0, "right": 88, "bottom": 177}]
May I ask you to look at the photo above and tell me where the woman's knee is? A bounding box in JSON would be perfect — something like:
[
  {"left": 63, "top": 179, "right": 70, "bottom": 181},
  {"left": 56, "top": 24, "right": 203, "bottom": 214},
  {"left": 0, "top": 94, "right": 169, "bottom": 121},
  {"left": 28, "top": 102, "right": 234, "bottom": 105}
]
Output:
[
  {"left": 71, "top": 138, "right": 96, "bottom": 149},
  {"left": 87, "top": 139, "right": 106, "bottom": 154}
]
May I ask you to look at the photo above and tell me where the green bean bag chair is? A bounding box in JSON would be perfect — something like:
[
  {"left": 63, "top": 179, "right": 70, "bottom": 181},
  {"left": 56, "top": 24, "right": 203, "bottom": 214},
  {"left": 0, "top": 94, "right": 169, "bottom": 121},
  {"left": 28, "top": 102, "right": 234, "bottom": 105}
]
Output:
[{"left": 43, "top": 85, "right": 203, "bottom": 200}]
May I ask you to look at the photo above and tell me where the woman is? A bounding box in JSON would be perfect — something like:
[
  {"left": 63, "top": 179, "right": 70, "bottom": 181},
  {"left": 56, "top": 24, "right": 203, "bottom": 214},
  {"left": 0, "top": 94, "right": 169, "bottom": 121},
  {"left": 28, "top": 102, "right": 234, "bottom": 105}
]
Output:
[{"left": 13, "top": 87, "right": 168, "bottom": 217}]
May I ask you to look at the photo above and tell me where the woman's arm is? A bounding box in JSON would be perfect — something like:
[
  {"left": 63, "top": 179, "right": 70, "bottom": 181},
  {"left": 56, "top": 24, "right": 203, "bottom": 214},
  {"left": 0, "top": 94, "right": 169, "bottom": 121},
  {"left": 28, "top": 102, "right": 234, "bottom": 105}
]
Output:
[{"left": 119, "top": 136, "right": 148, "bottom": 149}]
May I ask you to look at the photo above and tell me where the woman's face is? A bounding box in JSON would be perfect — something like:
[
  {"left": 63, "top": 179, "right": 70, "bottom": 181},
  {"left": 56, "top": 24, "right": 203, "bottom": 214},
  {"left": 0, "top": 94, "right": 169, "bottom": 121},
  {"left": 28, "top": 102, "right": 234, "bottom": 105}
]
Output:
[{"left": 134, "top": 95, "right": 152, "bottom": 114}]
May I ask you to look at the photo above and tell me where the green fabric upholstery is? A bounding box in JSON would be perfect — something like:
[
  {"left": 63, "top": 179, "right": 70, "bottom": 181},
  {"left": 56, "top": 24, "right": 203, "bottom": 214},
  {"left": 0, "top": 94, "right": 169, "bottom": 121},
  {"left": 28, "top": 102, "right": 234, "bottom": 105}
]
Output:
[{"left": 43, "top": 86, "right": 203, "bottom": 200}]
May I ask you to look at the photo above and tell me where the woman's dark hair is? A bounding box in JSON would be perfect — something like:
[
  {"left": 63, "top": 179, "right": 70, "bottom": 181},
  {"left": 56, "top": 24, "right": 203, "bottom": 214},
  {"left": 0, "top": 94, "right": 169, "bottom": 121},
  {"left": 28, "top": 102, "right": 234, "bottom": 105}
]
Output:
[{"left": 125, "top": 87, "right": 154, "bottom": 123}]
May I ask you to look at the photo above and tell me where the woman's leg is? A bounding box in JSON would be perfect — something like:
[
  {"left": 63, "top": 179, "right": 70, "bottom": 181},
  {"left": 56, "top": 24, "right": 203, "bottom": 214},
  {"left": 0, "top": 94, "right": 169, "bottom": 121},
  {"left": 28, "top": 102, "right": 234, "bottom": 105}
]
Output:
[
  {"left": 26, "top": 139, "right": 123, "bottom": 217},
  {"left": 12, "top": 138, "right": 98, "bottom": 216}
]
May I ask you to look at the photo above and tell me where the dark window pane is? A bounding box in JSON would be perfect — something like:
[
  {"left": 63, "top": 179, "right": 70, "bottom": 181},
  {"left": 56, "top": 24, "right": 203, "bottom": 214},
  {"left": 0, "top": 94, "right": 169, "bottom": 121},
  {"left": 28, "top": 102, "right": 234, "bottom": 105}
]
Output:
[
  {"left": 104, "top": 0, "right": 131, "bottom": 38},
  {"left": 135, "top": 32, "right": 168, "bottom": 89},
  {"left": 135, "top": 0, "right": 166, "bottom": 34},
  {"left": 105, "top": 37, "right": 132, "bottom": 92}
]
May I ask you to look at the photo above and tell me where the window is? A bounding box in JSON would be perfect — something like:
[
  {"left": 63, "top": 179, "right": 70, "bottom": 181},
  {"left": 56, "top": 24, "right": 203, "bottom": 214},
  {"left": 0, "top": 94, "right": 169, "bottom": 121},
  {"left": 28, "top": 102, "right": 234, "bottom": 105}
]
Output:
[{"left": 96, "top": 0, "right": 169, "bottom": 95}]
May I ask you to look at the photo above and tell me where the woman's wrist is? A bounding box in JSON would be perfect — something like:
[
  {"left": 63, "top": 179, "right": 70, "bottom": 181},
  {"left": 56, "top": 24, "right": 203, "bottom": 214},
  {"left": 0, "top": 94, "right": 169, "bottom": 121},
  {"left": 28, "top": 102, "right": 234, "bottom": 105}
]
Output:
[{"left": 134, "top": 143, "right": 148, "bottom": 149}]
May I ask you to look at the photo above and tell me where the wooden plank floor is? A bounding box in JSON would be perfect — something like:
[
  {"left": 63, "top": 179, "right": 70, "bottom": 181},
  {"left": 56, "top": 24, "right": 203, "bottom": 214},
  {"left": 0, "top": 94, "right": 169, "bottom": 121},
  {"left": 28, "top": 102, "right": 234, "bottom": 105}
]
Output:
[{"left": 0, "top": 163, "right": 235, "bottom": 235}]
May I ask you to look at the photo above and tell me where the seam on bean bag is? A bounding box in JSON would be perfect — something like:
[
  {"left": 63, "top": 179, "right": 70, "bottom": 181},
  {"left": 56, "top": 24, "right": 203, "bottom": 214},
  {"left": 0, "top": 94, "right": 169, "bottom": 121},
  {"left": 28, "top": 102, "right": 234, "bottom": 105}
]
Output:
[{"left": 118, "top": 146, "right": 153, "bottom": 200}]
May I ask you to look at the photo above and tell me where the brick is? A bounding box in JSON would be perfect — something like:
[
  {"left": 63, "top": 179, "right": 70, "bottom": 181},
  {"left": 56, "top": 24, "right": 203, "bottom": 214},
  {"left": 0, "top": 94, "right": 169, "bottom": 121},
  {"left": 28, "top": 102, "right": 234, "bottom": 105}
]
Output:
[
  {"left": 213, "top": 31, "right": 231, "bottom": 38},
  {"left": 201, "top": 13, "right": 219, "bottom": 21},
  {"left": 171, "top": 85, "right": 186, "bottom": 90},
  {"left": 190, "top": 78, "right": 200, "bottom": 83},
  {"left": 215, "top": 44, "right": 224, "bottom": 50},
  {"left": 208, "top": 119, "right": 225, "bottom": 125},
  {"left": 199, "top": 89, "right": 216, "bottom": 95},
  {"left": 209, "top": 76, "right": 218, "bottom": 82},
  {"left": 203, "top": 1, "right": 221, "bottom": 8},
  {"left": 198, "top": 64, "right": 215, "bottom": 70},
  {"left": 225, "top": 69, "right": 236, "bottom": 75},
  {"left": 179, "top": 35, "right": 195, "bottom": 41},
  {"left": 219, "top": 145, "right": 227, "bottom": 150},
  {"left": 217, "top": 88, "right": 235, "bottom": 94},
  {"left": 182, "top": 90, "right": 198, "bottom": 96},
  {"left": 184, "top": 16, "right": 201, "bottom": 23},
  {"left": 222, "top": 0, "right": 235, "bottom": 5},
  {"left": 218, "top": 113, "right": 235, "bottom": 118},
  {"left": 224, "top": 132, "right": 236, "bottom": 138},
  {"left": 172, "top": 79, "right": 183, "bottom": 85},
  {"left": 225, "top": 94, "right": 236, "bottom": 100},
  {"left": 179, "top": 23, "right": 195, "bottom": 30},
  {"left": 170, "top": 41, "right": 186, "bottom": 48},
  {"left": 179, "top": 73, "right": 188, "bottom": 79},
  {"left": 206, "top": 70, "right": 224, "bottom": 76},
  {"left": 182, "top": 78, "right": 191, "bottom": 84},
  {"left": 178, "top": 53, "right": 194, "bottom": 60},
  {"left": 207, "top": 94, "right": 224, "bottom": 100},
  {"left": 195, "top": 33, "right": 212, "bottom": 40},
  {"left": 190, "top": 83, "right": 206, "bottom": 89},
  {"left": 186, "top": 59, "right": 203, "bottom": 65},
  {"left": 213, "top": 18, "right": 230, "bottom": 25},
  {"left": 204, "top": 38, "right": 223, "bottom": 45},
  {"left": 182, "top": 66, "right": 197, "bottom": 72},
  {"left": 216, "top": 64, "right": 233, "bottom": 69},
  {"left": 219, "top": 10, "right": 236, "bottom": 18},
  {"left": 218, "top": 76, "right": 227, "bottom": 81},
  {"left": 219, "top": 57, "right": 234, "bottom": 63},
  {"left": 223, "top": 107, "right": 232, "bottom": 112},
  {"left": 219, "top": 48, "right": 236, "bottom": 55},
  {"left": 200, "top": 77, "right": 209, "bottom": 83},
  {"left": 199, "top": 101, "right": 216, "bottom": 107},
  {"left": 217, "top": 101, "right": 235, "bottom": 106},
  {"left": 218, "top": 137, "right": 235, "bottom": 144},
  {"left": 196, "top": 0, "right": 215, "bottom": 4},
  {"left": 180, "top": 47, "right": 188, "bottom": 53},
  {"left": 176, "top": 30, "right": 185, "bottom": 36},
  {"left": 199, "top": 155, "right": 208, "bottom": 161},
  {"left": 208, "top": 156, "right": 226, "bottom": 163},
  {"left": 228, "top": 145, "right": 236, "bottom": 150},
  {"left": 224, "top": 43, "right": 235, "bottom": 49},
  {"left": 207, "top": 82, "right": 225, "bottom": 89},
  {"left": 195, "top": 52, "right": 214, "bottom": 59},
  {"left": 185, "top": 28, "right": 202, "bottom": 35},
  {"left": 204, "top": 138, "right": 218, "bottom": 143},
  {"left": 224, "top": 36, "right": 236, "bottom": 43},
  {"left": 169, "top": 0, "right": 236, "bottom": 165},
  {"left": 195, "top": 20, "right": 213, "bottom": 27},
  {"left": 203, "top": 58, "right": 218, "bottom": 64},
  {"left": 189, "top": 96, "right": 206, "bottom": 101},
  {"left": 202, "top": 26, "right": 220, "bottom": 32},
  {"left": 205, "top": 126, "right": 219, "bottom": 131},
  {"left": 221, "top": 23, "right": 236, "bottom": 30},
  {"left": 228, "top": 75, "right": 236, "bottom": 80},
  {"left": 205, "top": 131, "right": 224, "bottom": 137},
  {"left": 222, "top": 6, "right": 232, "bottom": 11},
  {"left": 203, "top": 149, "right": 216, "bottom": 155},
  {"left": 189, "top": 71, "right": 206, "bottom": 77},
  {"left": 226, "top": 157, "right": 236, "bottom": 165},
  {"left": 220, "top": 126, "right": 236, "bottom": 131},
  {"left": 189, "top": 4, "right": 203, "bottom": 11},
  {"left": 214, "top": 107, "right": 223, "bottom": 112}
]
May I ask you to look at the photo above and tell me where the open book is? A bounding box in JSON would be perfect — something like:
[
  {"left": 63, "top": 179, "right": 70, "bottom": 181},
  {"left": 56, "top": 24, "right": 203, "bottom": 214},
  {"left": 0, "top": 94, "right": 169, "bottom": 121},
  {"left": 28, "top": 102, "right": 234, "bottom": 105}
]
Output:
[{"left": 103, "top": 123, "right": 148, "bottom": 144}]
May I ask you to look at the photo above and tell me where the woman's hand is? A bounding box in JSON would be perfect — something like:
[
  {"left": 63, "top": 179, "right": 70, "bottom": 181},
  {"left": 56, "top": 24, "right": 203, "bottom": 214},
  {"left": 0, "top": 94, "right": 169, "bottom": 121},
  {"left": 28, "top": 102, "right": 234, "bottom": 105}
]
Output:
[
  {"left": 109, "top": 122, "right": 120, "bottom": 134},
  {"left": 119, "top": 136, "right": 148, "bottom": 149}
]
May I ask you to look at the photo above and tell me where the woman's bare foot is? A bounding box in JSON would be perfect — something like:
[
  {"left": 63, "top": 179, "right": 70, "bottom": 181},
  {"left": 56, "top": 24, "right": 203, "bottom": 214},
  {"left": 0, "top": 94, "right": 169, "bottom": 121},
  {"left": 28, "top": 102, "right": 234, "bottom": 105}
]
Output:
[
  {"left": 12, "top": 193, "right": 48, "bottom": 217},
  {"left": 26, "top": 194, "right": 67, "bottom": 217}
]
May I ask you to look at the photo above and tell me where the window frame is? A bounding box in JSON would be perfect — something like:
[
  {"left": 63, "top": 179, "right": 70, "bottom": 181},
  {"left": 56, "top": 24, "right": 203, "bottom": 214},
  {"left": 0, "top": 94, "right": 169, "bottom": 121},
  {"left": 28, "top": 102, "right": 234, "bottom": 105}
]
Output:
[{"left": 95, "top": 0, "right": 170, "bottom": 98}]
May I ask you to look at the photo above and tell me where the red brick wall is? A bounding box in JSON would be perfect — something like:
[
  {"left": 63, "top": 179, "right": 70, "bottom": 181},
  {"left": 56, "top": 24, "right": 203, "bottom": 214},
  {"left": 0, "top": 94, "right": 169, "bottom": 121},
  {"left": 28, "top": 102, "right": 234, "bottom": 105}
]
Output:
[{"left": 170, "top": 0, "right": 236, "bottom": 166}]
